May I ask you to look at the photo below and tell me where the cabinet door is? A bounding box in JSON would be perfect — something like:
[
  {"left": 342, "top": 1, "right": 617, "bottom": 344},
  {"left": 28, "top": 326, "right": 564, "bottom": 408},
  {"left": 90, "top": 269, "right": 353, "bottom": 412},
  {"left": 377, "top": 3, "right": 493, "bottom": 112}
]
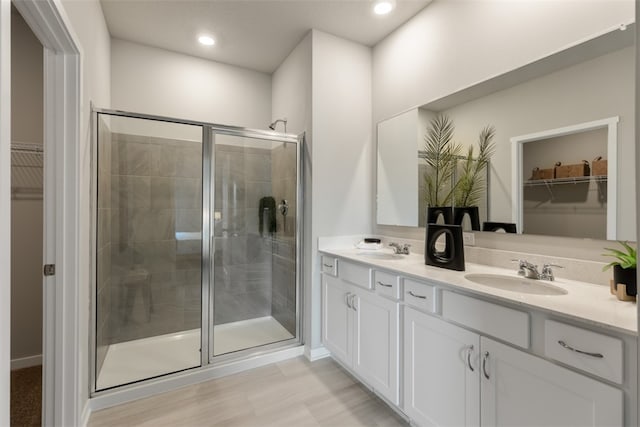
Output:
[
  {"left": 321, "top": 274, "right": 352, "bottom": 365},
  {"left": 481, "top": 337, "right": 623, "bottom": 427},
  {"left": 352, "top": 289, "right": 400, "bottom": 405},
  {"left": 404, "top": 307, "right": 480, "bottom": 427}
]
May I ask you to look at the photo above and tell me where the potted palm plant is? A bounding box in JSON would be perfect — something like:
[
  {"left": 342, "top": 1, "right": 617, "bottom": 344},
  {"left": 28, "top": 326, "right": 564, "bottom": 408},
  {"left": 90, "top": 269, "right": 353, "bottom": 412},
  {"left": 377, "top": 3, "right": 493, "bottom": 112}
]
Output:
[
  {"left": 423, "top": 115, "right": 461, "bottom": 224},
  {"left": 453, "top": 125, "right": 496, "bottom": 230},
  {"left": 603, "top": 241, "right": 637, "bottom": 298}
]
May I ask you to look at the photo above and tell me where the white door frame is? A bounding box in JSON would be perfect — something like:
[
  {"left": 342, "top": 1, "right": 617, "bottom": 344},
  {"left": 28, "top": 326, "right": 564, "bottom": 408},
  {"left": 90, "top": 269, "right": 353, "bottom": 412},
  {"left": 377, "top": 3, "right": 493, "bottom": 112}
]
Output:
[
  {"left": 0, "top": 1, "right": 12, "bottom": 425},
  {"left": 6, "top": 0, "right": 82, "bottom": 425}
]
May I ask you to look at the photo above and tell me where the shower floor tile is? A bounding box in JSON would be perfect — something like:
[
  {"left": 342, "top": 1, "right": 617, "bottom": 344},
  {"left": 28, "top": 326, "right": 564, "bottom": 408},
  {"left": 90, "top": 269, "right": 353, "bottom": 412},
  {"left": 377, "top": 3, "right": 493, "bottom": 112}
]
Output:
[{"left": 96, "top": 316, "right": 294, "bottom": 391}]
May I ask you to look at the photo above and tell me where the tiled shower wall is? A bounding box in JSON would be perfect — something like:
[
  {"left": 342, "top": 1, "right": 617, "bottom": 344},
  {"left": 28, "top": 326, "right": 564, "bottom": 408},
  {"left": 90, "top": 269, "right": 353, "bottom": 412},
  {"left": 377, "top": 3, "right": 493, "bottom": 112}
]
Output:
[
  {"left": 108, "top": 133, "right": 202, "bottom": 343},
  {"left": 270, "top": 143, "right": 297, "bottom": 335},
  {"left": 97, "top": 133, "right": 299, "bottom": 347},
  {"left": 213, "top": 145, "right": 274, "bottom": 326}
]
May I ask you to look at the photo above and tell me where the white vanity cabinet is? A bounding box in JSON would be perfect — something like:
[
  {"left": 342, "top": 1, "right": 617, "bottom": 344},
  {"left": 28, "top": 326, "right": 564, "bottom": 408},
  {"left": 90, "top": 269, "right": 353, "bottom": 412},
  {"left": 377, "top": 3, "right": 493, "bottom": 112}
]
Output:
[
  {"left": 322, "top": 274, "right": 352, "bottom": 364},
  {"left": 321, "top": 261, "right": 400, "bottom": 405},
  {"left": 404, "top": 307, "right": 480, "bottom": 426},
  {"left": 405, "top": 306, "right": 623, "bottom": 427},
  {"left": 353, "top": 286, "right": 400, "bottom": 404},
  {"left": 319, "top": 251, "right": 632, "bottom": 427},
  {"left": 481, "top": 337, "right": 622, "bottom": 426}
]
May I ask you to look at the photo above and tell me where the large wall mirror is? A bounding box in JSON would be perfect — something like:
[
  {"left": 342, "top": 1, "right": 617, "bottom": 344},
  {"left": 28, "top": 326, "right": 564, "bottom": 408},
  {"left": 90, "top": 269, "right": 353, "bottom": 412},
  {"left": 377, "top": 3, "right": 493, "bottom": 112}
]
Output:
[{"left": 376, "top": 23, "right": 635, "bottom": 241}]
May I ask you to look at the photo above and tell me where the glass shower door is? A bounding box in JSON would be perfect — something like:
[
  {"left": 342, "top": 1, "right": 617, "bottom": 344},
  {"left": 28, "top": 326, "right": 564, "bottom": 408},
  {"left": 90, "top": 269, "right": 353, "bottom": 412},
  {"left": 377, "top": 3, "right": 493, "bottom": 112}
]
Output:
[
  {"left": 210, "top": 132, "right": 298, "bottom": 357},
  {"left": 94, "top": 113, "right": 204, "bottom": 391}
]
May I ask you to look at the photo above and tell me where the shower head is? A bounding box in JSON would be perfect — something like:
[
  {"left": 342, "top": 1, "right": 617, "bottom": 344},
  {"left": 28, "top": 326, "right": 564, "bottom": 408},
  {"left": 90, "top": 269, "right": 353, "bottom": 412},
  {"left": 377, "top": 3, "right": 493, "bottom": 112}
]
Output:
[{"left": 269, "top": 118, "right": 287, "bottom": 132}]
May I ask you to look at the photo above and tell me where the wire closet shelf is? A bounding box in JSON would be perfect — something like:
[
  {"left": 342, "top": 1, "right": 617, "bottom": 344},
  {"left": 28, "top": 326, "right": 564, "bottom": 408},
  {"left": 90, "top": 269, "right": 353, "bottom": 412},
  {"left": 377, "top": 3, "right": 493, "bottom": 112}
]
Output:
[{"left": 11, "top": 142, "right": 43, "bottom": 200}]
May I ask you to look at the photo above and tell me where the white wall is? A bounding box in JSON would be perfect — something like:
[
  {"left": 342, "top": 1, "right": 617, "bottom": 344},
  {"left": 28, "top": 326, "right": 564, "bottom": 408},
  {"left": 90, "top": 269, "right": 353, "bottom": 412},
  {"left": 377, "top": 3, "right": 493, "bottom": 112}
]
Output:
[
  {"left": 372, "top": 0, "right": 633, "bottom": 123},
  {"left": 311, "top": 30, "right": 372, "bottom": 349},
  {"left": 272, "top": 33, "right": 312, "bottom": 136},
  {"left": 10, "top": 7, "right": 43, "bottom": 363},
  {"left": 58, "top": 0, "right": 111, "bottom": 418},
  {"left": 271, "top": 32, "right": 313, "bottom": 353},
  {"left": 111, "top": 39, "right": 271, "bottom": 130}
]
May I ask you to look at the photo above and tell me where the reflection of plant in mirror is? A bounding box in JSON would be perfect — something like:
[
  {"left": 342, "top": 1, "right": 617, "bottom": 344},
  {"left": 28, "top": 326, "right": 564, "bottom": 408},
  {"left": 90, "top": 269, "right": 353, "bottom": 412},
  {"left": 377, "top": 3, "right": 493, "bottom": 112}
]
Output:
[
  {"left": 454, "top": 125, "right": 496, "bottom": 207},
  {"left": 602, "top": 241, "right": 637, "bottom": 271},
  {"left": 423, "top": 115, "right": 461, "bottom": 207}
]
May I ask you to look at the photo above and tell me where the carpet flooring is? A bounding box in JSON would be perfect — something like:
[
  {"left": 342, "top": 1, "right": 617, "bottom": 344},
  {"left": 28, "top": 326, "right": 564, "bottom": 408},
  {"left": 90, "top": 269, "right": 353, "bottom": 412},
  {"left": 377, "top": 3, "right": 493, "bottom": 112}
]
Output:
[{"left": 10, "top": 365, "right": 41, "bottom": 427}]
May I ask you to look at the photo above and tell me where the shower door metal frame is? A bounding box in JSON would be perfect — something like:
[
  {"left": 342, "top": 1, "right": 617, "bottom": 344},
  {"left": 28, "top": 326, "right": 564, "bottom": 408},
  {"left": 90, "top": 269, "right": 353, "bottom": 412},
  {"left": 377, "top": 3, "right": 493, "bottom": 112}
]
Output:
[
  {"left": 89, "top": 107, "right": 304, "bottom": 397},
  {"left": 206, "top": 126, "right": 303, "bottom": 363}
]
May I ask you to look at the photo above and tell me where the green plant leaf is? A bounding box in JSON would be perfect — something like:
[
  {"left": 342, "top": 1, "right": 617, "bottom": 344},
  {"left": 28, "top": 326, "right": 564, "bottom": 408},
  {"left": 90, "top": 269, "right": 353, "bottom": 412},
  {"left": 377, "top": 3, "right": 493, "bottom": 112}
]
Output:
[
  {"left": 423, "top": 115, "right": 461, "bottom": 206},
  {"left": 453, "top": 125, "right": 496, "bottom": 207},
  {"left": 602, "top": 241, "right": 637, "bottom": 270}
]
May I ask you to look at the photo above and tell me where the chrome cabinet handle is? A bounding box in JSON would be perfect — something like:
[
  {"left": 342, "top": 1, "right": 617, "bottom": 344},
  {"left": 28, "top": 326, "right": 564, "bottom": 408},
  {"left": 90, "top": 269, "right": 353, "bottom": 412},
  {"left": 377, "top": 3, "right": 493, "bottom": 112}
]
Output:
[
  {"left": 323, "top": 263, "right": 334, "bottom": 268},
  {"left": 482, "top": 352, "right": 490, "bottom": 379},
  {"left": 351, "top": 295, "right": 358, "bottom": 311},
  {"left": 377, "top": 281, "right": 393, "bottom": 288},
  {"left": 466, "top": 345, "right": 474, "bottom": 372},
  {"left": 408, "top": 291, "right": 427, "bottom": 299},
  {"left": 345, "top": 292, "right": 352, "bottom": 309},
  {"left": 558, "top": 340, "right": 604, "bottom": 358}
]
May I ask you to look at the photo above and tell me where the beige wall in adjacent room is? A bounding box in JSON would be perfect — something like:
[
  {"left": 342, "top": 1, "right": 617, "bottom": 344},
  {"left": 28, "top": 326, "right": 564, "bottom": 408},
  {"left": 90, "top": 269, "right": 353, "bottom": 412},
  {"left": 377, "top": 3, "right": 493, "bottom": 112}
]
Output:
[{"left": 10, "top": 6, "right": 43, "bottom": 362}]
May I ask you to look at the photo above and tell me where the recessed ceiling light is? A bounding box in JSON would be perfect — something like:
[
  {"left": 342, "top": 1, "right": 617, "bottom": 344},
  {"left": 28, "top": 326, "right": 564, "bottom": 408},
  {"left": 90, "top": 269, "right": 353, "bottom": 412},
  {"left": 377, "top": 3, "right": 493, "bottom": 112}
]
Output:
[
  {"left": 373, "top": 0, "right": 395, "bottom": 15},
  {"left": 198, "top": 35, "right": 215, "bottom": 46}
]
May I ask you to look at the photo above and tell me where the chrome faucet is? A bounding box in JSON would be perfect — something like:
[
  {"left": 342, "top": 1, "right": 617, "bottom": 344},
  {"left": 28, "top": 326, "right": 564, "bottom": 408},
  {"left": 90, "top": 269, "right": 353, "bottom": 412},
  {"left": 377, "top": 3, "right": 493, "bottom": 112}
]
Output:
[
  {"left": 540, "top": 263, "right": 563, "bottom": 281},
  {"left": 512, "top": 259, "right": 562, "bottom": 281},
  {"left": 389, "top": 242, "right": 411, "bottom": 255},
  {"left": 514, "top": 259, "right": 540, "bottom": 279}
]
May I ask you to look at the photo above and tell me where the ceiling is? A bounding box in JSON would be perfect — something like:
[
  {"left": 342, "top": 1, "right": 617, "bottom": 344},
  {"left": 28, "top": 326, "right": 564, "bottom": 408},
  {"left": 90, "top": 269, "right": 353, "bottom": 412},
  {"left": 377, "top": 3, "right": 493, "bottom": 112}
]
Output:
[{"left": 100, "top": 0, "right": 432, "bottom": 73}]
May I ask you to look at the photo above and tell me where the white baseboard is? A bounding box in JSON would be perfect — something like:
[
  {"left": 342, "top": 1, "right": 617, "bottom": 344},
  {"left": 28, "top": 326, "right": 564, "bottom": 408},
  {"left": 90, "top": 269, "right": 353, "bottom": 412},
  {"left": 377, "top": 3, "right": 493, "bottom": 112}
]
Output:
[
  {"left": 11, "top": 354, "right": 42, "bottom": 370},
  {"left": 305, "top": 345, "right": 330, "bottom": 361}
]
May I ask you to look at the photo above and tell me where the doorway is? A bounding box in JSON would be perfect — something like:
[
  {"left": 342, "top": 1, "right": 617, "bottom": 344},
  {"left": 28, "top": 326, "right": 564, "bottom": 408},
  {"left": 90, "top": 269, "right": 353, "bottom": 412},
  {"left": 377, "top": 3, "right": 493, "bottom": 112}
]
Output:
[{"left": 9, "top": 5, "right": 44, "bottom": 426}]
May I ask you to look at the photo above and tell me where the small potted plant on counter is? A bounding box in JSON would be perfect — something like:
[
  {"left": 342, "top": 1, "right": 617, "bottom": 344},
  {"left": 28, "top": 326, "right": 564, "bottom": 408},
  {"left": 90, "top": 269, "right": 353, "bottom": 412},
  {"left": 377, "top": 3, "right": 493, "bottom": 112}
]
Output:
[{"left": 603, "top": 241, "right": 637, "bottom": 301}]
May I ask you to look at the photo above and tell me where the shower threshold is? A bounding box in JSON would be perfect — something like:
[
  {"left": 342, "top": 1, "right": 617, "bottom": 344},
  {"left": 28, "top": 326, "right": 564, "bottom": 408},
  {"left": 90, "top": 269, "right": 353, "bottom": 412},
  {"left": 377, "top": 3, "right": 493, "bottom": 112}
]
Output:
[{"left": 96, "top": 316, "right": 294, "bottom": 391}]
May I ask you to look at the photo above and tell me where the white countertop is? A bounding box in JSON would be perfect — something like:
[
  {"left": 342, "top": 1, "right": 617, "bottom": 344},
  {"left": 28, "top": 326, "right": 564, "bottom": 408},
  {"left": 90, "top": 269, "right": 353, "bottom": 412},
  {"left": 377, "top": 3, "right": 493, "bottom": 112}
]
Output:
[{"left": 319, "top": 247, "right": 638, "bottom": 336}]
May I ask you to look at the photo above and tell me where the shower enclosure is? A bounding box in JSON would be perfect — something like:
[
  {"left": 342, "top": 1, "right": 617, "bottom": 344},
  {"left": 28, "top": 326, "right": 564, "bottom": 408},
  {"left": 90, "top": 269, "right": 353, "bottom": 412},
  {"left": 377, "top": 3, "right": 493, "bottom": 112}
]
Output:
[{"left": 91, "top": 109, "right": 302, "bottom": 392}]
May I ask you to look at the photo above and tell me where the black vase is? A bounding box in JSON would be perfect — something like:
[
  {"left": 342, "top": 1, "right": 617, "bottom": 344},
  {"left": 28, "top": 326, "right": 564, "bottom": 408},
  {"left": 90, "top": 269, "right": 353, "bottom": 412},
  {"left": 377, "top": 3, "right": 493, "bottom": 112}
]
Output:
[
  {"left": 453, "top": 206, "right": 480, "bottom": 231},
  {"left": 613, "top": 265, "right": 637, "bottom": 296},
  {"left": 426, "top": 206, "right": 453, "bottom": 225},
  {"left": 424, "top": 224, "right": 465, "bottom": 271}
]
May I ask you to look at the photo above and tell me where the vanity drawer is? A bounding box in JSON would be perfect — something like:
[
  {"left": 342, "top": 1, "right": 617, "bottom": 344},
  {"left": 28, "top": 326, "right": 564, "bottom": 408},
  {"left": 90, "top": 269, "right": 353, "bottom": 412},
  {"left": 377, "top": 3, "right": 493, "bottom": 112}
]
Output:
[
  {"left": 403, "top": 278, "right": 436, "bottom": 313},
  {"left": 321, "top": 256, "right": 338, "bottom": 276},
  {"left": 442, "top": 291, "right": 530, "bottom": 349},
  {"left": 544, "top": 320, "right": 623, "bottom": 384},
  {"left": 339, "top": 260, "right": 372, "bottom": 289},
  {"left": 373, "top": 270, "right": 401, "bottom": 300}
]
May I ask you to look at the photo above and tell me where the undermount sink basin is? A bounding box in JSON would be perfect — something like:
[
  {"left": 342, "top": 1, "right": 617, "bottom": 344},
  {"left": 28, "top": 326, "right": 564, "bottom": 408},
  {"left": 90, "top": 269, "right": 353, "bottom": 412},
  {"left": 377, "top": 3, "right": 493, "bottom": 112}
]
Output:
[
  {"left": 356, "top": 251, "right": 405, "bottom": 260},
  {"left": 464, "top": 273, "right": 568, "bottom": 296}
]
